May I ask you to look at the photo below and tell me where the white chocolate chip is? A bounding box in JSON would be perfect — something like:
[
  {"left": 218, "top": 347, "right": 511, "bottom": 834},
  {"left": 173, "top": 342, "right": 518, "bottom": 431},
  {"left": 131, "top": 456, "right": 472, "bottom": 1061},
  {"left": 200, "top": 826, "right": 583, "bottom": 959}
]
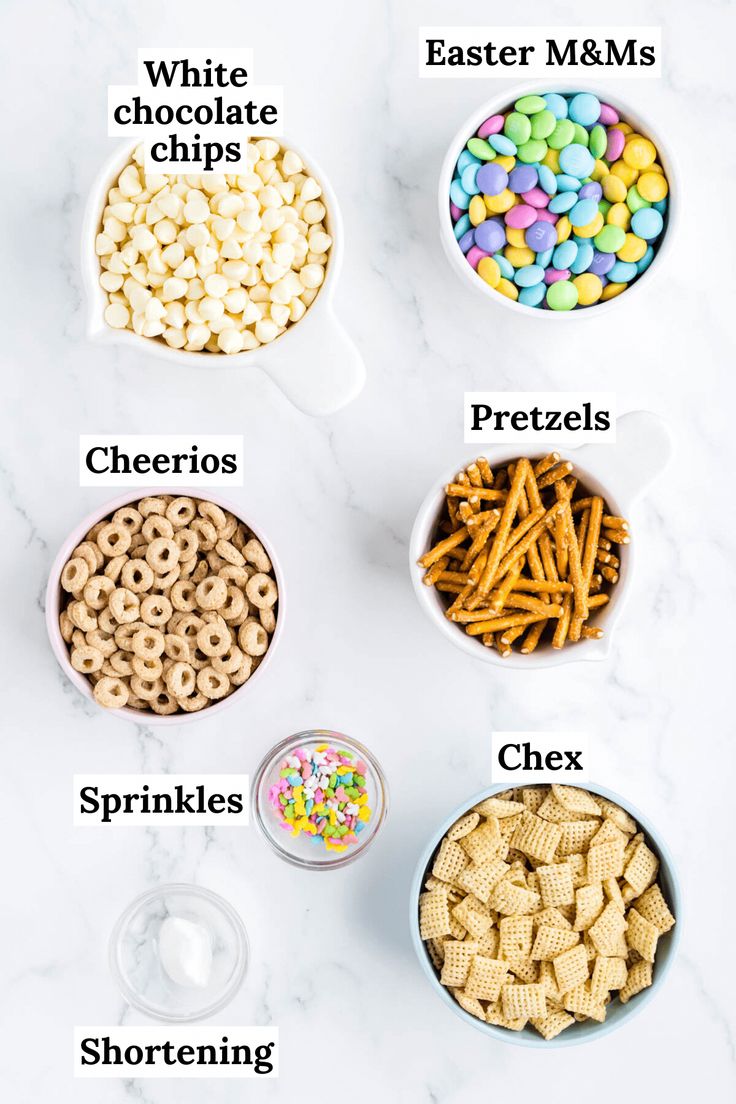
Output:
[
  {"left": 104, "top": 303, "right": 130, "bottom": 328},
  {"left": 99, "top": 141, "right": 332, "bottom": 352}
]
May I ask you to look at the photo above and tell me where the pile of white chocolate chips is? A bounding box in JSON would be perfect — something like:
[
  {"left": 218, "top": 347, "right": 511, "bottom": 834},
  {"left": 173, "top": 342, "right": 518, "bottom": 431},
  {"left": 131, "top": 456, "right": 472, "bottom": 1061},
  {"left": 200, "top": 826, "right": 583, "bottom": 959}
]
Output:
[{"left": 96, "top": 140, "right": 332, "bottom": 353}]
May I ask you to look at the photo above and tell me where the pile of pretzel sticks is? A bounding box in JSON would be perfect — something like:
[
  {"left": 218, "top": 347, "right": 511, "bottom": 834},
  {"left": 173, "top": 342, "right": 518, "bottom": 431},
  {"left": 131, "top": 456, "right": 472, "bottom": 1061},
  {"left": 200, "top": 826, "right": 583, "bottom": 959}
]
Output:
[{"left": 418, "top": 454, "right": 630, "bottom": 655}]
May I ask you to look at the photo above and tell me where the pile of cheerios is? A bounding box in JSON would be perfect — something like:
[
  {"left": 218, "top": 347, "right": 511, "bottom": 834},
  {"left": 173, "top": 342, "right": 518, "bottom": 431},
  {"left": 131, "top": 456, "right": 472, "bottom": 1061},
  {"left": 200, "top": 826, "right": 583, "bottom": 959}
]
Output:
[
  {"left": 58, "top": 496, "right": 278, "bottom": 714},
  {"left": 96, "top": 139, "right": 332, "bottom": 353}
]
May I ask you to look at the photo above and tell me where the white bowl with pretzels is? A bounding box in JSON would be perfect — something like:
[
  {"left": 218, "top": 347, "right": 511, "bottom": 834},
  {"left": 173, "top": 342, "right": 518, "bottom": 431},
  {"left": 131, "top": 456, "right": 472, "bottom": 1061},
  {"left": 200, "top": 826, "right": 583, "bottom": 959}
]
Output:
[{"left": 409, "top": 411, "right": 671, "bottom": 669}]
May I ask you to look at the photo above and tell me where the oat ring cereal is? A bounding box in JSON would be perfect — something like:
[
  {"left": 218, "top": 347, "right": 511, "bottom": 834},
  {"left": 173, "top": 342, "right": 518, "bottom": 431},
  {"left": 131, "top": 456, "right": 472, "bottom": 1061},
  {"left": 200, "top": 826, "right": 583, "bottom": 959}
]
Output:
[
  {"left": 246, "top": 572, "right": 278, "bottom": 609},
  {"left": 97, "top": 522, "right": 132, "bottom": 558},
  {"left": 197, "top": 622, "right": 231, "bottom": 658},
  {"left": 196, "top": 575, "right": 227, "bottom": 611},
  {"left": 120, "top": 558, "right": 154, "bottom": 594},
  {"left": 166, "top": 497, "right": 198, "bottom": 527},
  {"left": 61, "top": 558, "right": 89, "bottom": 594},
  {"left": 197, "top": 666, "right": 230, "bottom": 699},
  {"left": 56, "top": 496, "right": 279, "bottom": 715}
]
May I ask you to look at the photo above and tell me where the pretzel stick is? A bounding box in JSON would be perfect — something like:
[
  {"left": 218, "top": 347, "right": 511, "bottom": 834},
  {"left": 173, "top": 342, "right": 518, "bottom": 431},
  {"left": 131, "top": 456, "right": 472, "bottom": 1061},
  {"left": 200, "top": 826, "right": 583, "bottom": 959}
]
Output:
[
  {"left": 511, "top": 578, "right": 572, "bottom": 593},
  {"left": 467, "top": 508, "right": 500, "bottom": 531},
  {"left": 568, "top": 494, "right": 602, "bottom": 640},
  {"left": 520, "top": 620, "right": 547, "bottom": 654},
  {"left": 537, "top": 462, "right": 574, "bottom": 490},
  {"left": 476, "top": 457, "right": 493, "bottom": 485},
  {"left": 466, "top": 462, "right": 483, "bottom": 487},
  {"left": 502, "top": 592, "right": 557, "bottom": 615},
  {"left": 449, "top": 607, "right": 507, "bottom": 624},
  {"left": 587, "top": 593, "right": 610, "bottom": 609},
  {"left": 446, "top": 484, "right": 506, "bottom": 501},
  {"left": 500, "top": 623, "right": 528, "bottom": 647},
  {"left": 603, "top": 516, "right": 628, "bottom": 530},
  {"left": 525, "top": 466, "right": 561, "bottom": 603},
  {"left": 552, "top": 593, "right": 573, "bottom": 648},
  {"left": 418, "top": 525, "right": 468, "bottom": 568},
  {"left": 534, "top": 452, "right": 560, "bottom": 478},
  {"left": 466, "top": 609, "right": 562, "bottom": 635},
  {"left": 460, "top": 516, "right": 494, "bottom": 572},
  {"left": 423, "top": 556, "right": 449, "bottom": 586},
  {"left": 604, "top": 528, "right": 631, "bottom": 545},
  {"left": 492, "top": 500, "right": 566, "bottom": 586},
  {"left": 476, "top": 459, "right": 530, "bottom": 596},
  {"left": 504, "top": 505, "right": 546, "bottom": 558},
  {"left": 490, "top": 558, "right": 524, "bottom": 612}
]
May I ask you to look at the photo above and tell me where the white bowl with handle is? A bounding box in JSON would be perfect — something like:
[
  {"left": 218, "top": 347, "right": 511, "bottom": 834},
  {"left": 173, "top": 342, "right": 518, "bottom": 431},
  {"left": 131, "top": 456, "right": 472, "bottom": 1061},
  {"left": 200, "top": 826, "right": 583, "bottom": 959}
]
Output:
[
  {"left": 82, "top": 140, "right": 365, "bottom": 416},
  {"left": 409, "top": 411, "right": 671, "bottom": 668}
]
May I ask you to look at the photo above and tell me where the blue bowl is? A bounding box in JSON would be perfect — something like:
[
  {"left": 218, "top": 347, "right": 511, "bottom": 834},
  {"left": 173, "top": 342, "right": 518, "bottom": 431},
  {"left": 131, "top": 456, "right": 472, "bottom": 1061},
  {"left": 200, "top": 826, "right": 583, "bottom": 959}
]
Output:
[{"left": 410, "top": 782, "right": 682, "bottom": 1047}]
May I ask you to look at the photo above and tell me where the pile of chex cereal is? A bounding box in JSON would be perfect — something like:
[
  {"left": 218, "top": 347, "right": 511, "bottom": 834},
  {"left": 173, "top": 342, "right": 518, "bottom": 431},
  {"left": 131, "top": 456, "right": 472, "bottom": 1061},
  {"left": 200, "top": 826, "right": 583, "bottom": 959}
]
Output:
[{"left": 419, "top": 784, "right": 675, "bottom": 1039}]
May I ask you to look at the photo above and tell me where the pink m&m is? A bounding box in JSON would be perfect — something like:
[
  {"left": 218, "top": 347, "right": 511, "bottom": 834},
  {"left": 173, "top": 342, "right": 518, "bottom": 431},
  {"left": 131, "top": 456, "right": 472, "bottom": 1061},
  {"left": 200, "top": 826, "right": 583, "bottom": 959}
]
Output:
[{"left": 505, "top": 204, "right": 536, "bottom": 230}]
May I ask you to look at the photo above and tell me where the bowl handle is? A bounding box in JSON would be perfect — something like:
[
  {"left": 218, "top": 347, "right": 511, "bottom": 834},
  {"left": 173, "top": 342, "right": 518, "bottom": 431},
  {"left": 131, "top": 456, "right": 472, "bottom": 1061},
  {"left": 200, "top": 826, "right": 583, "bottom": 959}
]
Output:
[
  {"left": 574, "top": 410, "right": 672, "bottom": 505},
  {"left": 260, "top": 307, "right": 365, "bottom": 417}
]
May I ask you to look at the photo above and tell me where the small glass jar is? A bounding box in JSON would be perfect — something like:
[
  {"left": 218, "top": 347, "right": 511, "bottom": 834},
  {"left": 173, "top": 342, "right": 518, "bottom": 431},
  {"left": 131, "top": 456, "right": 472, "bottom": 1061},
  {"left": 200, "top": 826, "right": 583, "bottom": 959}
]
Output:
[
  {"left": 109, "top": 884, "right": 248, "bottom": 1022},
  {"left": 252, "top": 730, "right": 388, "bottom": 870}
]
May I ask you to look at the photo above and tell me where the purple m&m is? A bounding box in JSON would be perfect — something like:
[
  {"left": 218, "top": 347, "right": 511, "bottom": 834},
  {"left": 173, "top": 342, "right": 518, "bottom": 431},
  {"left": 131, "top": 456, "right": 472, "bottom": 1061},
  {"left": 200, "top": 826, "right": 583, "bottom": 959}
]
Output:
[
  {"left": 476, "top": 162, "right": 508, "bottom": 197},
  {"left": 525, "top": 220, "right": 557, "bottom": 253},
  {"left": 474, "top": 218, "right": 506, "bottom": 254},
  {"left": 448, "top": 90, "right": 670, "bottom": 309},
  {"left": 508, "top": 164, "right": 537, "bottom": 194}
]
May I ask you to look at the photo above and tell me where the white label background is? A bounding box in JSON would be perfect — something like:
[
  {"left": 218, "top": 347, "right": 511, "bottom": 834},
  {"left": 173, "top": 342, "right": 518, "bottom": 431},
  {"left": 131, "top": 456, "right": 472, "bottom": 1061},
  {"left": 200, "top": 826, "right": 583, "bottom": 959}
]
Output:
[
  {"left": 491, "top": 732, "right": 590, "bottom": 784},
  {"left": 419, "top": 26, "right": 661, "bottom": 77},
  {"left": 73, "top": 774, "right": 249, "bottom": 826},
  {"left": 74, "top": 1027, "right": 278, "bottom": 1078},
  {"left": 79, "top": 434, "right": 243, "bottom": 487},
  {"left": 464, "top": 392, "right": 616, "bottom": 445}
]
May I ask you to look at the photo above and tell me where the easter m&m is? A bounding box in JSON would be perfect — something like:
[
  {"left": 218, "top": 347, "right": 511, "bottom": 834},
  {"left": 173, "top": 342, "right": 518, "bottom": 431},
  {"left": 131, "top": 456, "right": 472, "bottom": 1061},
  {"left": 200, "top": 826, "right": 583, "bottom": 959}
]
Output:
[{"left": 448, "top": 92, "right": 669, "bottom": 309}]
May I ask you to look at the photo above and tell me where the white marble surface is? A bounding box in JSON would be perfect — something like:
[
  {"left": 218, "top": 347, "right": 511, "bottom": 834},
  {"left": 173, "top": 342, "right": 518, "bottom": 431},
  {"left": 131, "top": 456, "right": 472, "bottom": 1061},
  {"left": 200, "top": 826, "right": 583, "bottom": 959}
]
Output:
[{"left": 1, "top": 0, "right": 734, "bottom": 1100}]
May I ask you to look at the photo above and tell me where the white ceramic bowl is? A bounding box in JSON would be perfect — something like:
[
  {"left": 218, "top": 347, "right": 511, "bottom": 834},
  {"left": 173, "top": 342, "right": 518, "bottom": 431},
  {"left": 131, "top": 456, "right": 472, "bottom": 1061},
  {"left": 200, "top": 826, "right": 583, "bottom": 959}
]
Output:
[
  {"left": 45, "top": 487, "right": 284, "bottom": 725},
  {"left": 410, "top": 781, "right": 682, "bottom": 1047},
  {"left": 82, "top": 139, "right": 365, "bottom": 416},
  {"left": 409, "top": 411, "right": 671, "bottom": 669},
  {"left": 439, "top": 82, "right": 678, "bottom": 318}
]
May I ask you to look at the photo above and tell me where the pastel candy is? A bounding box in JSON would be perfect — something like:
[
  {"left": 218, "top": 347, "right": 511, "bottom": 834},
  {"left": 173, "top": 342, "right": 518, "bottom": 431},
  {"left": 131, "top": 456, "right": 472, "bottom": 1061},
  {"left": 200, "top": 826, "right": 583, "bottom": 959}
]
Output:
[
  {"left": 631, "top": 207, "right": 664, "bottom": 240},
  {"left": 476, "top": 162, "right": 508, "bottom": 196},
  {"left": 508, "top": 164, "right": 538, "bottom": 193},
  {"left": 558, "top": 143, "right": 595, "bottom": 179},
  {"left": 525, "top": 220, "right": 557, "bottom": 252},
  {"left": 477, "top": 114, "right": 504, "bottom": 138},
  {"left": 465, "top": 245, "right": 488, "bottom": 269},
  {"left": 449, "top": 90, "right": 669, "bottom": 309},
  {"left": 505, "top": 204, "right": 537, "bottom": 229},
  {"left": 474, "top": 218, "right": 506, "bottom": 254},
  {"left": 521, "top": 187, "right": 550, "bottom": 209},
  {"left": 569, "top": 93, "right": 601, "bottom": 126},
  {"left": 606, "top": 128, "right": 626, "bottom": 161}
]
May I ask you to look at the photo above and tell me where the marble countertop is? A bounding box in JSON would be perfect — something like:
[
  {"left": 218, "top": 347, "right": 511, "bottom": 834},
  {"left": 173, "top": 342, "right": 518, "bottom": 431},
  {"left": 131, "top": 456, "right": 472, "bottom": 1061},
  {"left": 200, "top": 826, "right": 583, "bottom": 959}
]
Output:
[{"left": 1, "top": 0, "right": 734, "bottom": 1100}]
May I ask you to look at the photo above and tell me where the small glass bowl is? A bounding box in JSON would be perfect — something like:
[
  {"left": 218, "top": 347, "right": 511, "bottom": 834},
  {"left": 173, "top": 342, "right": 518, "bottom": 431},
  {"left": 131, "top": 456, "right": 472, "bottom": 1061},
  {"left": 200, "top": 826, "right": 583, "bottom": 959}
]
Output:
[
  {"left": 110, "top": 884, "right": 248, "bottom": 1022},
  {"left": 252, "top": 730, "right": 388, "bottom": 870}
]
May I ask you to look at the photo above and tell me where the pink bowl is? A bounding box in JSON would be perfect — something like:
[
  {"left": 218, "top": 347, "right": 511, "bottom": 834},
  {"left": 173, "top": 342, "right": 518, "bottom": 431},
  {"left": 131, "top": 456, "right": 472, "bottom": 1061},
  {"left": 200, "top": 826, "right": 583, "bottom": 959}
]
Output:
[{"left": 45, "top": 487, "right": 285, "bottom": 726}]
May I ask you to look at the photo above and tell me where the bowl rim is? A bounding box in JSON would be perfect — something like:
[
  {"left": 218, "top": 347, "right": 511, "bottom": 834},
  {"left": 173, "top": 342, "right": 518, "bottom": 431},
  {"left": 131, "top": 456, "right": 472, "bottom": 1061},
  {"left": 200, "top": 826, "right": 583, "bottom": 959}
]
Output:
[
  {"left": 109, "top": 882, "right": 249, "bottom": 1023},
  {"left": 409, "top": 780, "right": 682, "bottom": 1048},
  {"left": 408, "top": 446, "right": 633, "bottom": 670},
  {"left": 45, "top": 486, "right": 284, "bottom": 725},
  {"left": 82, "top": 135, "right": 344, "bottom": 364},
  {"left": 438, "top": 79, "right": 679, "bottom": 318},
  {"left": 251, "top": 729, "right": 389, "bottom": 870}
]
